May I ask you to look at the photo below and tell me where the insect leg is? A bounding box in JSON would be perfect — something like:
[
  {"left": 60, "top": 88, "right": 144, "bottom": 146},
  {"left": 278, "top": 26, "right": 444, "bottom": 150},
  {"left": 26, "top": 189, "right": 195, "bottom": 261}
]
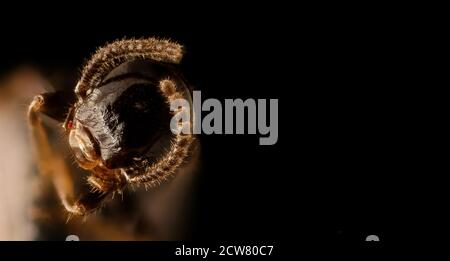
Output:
[{"left": 28, "top": 94, "right": 106, "bottom": 215}]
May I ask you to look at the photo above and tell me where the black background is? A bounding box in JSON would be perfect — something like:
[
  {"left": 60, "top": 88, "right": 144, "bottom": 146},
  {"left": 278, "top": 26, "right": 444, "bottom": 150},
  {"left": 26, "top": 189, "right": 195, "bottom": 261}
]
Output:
[{"left": 0, "top": 3, "right": 433, "bottom": 249}]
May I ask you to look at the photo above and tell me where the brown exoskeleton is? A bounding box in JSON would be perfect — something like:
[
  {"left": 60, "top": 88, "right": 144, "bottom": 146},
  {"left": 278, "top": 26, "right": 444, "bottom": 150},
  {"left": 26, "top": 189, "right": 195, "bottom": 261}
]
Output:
[{"left": 28, "top": 38, "right": 196, "bottom": 217}]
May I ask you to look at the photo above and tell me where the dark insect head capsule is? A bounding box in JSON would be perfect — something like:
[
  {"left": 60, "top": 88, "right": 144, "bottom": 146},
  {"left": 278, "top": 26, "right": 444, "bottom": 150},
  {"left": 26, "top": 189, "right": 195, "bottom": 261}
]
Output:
[{"left": 68, "top": 59, "right": 183, "bottom": 170}]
